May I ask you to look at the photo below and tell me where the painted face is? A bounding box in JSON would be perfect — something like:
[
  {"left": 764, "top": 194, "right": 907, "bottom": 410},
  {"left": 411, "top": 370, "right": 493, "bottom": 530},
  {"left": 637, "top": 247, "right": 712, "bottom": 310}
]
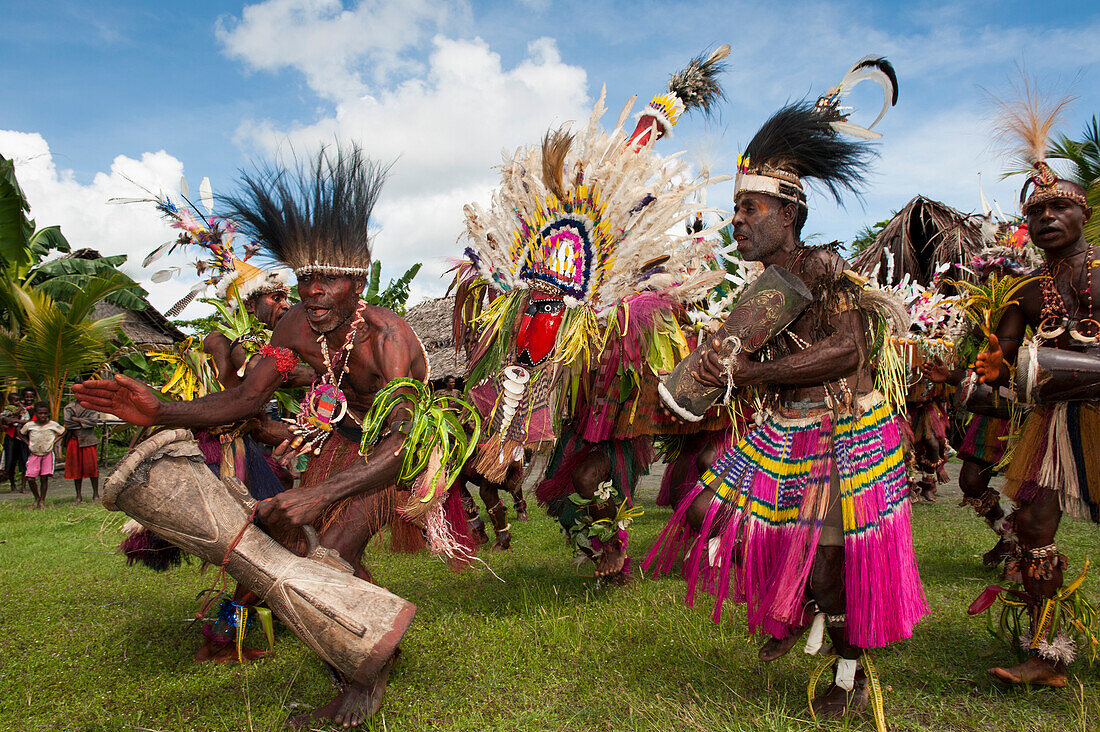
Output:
[{"left": 516, "top": 293, "right": 565, "bottom": 367}]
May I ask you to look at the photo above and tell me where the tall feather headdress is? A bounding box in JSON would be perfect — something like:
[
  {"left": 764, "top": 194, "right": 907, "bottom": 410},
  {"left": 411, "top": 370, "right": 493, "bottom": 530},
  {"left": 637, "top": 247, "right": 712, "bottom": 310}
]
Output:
[
  {"left": 110, "top": 175, "right": 289, "bottom": 316},
  {"left": 628, "top": 44, "right": 731, "bottom": 146},
  {"left": 221, "top": 144, "right": 390, "bottom": 277},
  {"left": 456, "top": 48, "right": 732, "bottom": 481},
  {"left": 989, "top": 74, "right": 1087, "bottom": 214},
  {"left": 735, "top": 55, "right": 898, "bottom": 210}
]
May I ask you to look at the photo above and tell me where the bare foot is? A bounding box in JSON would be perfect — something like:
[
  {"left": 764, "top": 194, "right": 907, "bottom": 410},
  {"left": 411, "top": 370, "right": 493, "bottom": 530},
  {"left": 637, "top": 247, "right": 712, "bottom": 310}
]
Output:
[
  {"left": 594, "top": 544, "right": 627, "bottom": 578},
  {"left": 515, "top": 501, "right": 529, "bottom": 522},
  {"left": 989, "top": 656, "right": 1067, "bottom": 687},
  {"left": 194, "top": 639, "right": 269, "bottom": 664},
  {"left": 982, "top": 537, "right": 1014, "bottom": 569},
  {"left": 811, "top": 671, "right": 868, "bottom": 719},
  {"left": 301, "top": 650, "right": 399, "bottom": 728},
  {"left": 758, "top": 625, "right": 810, "bottom": 662},
  {"left": 490, "top": 529, "right": 512, "bottom": 551}
]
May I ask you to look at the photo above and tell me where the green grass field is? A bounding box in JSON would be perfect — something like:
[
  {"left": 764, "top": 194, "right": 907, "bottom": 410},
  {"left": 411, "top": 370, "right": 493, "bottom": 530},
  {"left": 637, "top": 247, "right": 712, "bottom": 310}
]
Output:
[{"left": 2, "top": 471, "right": 1100, "bottom": 732}]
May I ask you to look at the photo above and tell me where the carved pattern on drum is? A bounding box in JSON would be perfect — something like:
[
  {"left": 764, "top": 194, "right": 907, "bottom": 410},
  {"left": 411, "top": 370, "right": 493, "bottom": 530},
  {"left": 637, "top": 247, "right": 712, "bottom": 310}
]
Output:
[{"left": 102, "top": 429, "right": 418, "bottom": 686}]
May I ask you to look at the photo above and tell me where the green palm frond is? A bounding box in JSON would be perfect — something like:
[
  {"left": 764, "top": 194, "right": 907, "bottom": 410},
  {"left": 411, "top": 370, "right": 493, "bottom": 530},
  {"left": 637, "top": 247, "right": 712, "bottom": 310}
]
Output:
[
  {"left": 1048, "top": 116, "right": 1100, "bottom": 242},
  {"left": 0, "top": 278, "right": 125, "bottom": 418},
  {"left": 949, "top": 273, "right": 1038, "bottom": 336}
]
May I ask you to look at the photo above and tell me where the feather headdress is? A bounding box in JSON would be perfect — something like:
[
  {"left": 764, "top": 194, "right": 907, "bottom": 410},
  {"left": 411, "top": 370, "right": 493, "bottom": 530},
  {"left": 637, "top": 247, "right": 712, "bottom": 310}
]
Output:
[
  {"left": 110, "top": 175, "right": 289, "bottom": 316},
  {"left": 989, "top": 74, "right": 1087, "bottom": 214},
  {"left": 735, "top": 56, "right": 897, "bottom": 209},
  {"left": 629, "top": 44, "right": 731, "bottom": 145},
  {"left": 457, "top": 49, "right": 731, "bottom": 481},
  {"left": 221, "top": 144, "right": 390, "bottom": 277}
]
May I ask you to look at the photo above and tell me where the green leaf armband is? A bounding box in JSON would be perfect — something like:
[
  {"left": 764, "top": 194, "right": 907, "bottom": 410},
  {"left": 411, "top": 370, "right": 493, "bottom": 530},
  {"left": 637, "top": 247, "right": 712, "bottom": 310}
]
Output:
[{"left": 360, "top": 378, "right": 482, "bottom": 515}]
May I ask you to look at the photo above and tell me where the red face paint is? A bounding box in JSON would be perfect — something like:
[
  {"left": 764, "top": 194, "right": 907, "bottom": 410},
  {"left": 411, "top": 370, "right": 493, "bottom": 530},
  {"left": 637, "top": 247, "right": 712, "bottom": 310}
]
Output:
[{"left": 516, "top": 293, "right": 565, "bottom": 367}]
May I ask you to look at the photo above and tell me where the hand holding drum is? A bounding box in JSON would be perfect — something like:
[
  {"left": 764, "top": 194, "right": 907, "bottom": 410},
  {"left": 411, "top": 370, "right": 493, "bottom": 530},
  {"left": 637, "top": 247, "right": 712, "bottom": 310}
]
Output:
[{"left": 658, "top": 266, "right": 813, "bottom": 421}]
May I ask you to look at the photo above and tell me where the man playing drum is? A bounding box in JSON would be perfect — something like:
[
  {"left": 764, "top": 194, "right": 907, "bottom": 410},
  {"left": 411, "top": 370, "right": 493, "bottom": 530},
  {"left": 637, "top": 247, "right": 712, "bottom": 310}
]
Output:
[
  {"left": 975, "top": 154, "right": 1097, "bottom": 685},
  {"left": 76, "top": 145, "right": 469, "bottom": 727}
]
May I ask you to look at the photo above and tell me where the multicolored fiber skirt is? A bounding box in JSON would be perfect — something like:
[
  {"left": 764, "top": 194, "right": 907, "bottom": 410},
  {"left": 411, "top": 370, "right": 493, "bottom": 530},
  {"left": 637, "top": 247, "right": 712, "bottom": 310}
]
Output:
[
  {"left": 1003, "top": 402, "right": 1100, "bottom": 523},
  {"left": 643, "top": 392, "right": 928, "bottom": 649},
  {"left": 958, "top": 414, "right": 1011, "bottom": 467}
]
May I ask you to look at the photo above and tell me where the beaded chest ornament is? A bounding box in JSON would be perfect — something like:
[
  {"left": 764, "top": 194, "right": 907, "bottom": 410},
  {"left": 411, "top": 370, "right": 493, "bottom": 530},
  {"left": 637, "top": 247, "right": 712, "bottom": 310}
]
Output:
[{"left": 288, "top": 300, "right": 367, "bottom": 455}]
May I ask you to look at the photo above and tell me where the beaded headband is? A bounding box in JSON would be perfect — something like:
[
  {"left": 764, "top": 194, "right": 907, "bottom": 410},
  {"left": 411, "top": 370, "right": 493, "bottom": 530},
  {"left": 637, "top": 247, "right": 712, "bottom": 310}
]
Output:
[
  {"left": 1021, "top": 162, "right": 1090, "bottom": 215},
  {"left": 734, "top": 157, "right": 808, "bottom": 208}
]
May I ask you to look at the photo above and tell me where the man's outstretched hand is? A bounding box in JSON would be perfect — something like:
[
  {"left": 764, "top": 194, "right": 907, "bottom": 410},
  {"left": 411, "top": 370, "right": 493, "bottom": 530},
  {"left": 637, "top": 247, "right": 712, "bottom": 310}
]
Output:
[
  {"left": 974, "top": 334, "right": 1004, "bottom": 385},
  {"left": 73, "top": 375, "right": 163, "bottom": 426}
]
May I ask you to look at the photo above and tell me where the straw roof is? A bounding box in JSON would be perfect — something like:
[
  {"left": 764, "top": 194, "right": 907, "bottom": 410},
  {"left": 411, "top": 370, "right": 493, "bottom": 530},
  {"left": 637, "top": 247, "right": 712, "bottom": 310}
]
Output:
[
  {"left": 92, "top": 299, "right": 184, "bottom": 348},
  {"left": 404, "top": 296, "right": 467, "bottom": 379},
  {"left": 854, "top": 196, "right": 992, "bottom": 287},
  {"left": 65, "top": 249, "right": 186, "bottom": 347}
]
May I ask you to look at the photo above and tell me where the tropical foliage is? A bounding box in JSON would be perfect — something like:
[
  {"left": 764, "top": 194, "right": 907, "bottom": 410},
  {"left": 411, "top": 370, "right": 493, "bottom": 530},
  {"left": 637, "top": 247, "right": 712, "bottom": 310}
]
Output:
[
  {"left": 0, "top": 275, "right": 132, "bottom": 419},
  {"left": 364, "top": 260, "right": 422, "bottom": 314},
  {"left": 1048, "top": 115, "right": 1100, "bottom": 242},
  {"left": 0, "top": 155, "right": 147, "bottom": 325},
  {"left": 0, "top": 154, "right": 147, "bottom": 413}
]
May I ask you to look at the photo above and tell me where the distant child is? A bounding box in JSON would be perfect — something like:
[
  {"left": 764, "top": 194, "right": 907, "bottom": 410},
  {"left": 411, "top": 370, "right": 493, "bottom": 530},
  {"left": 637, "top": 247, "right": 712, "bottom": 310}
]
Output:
[
  {"left": 2, "top": 390, "right": 33, "bottom": 493},
  {"left": 20, "top": 402, "right": 64, "bottom": 509}
]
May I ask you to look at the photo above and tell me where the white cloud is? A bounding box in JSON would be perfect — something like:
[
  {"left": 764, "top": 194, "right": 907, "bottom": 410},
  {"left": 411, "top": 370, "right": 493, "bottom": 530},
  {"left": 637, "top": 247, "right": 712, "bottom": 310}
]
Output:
[
  {"left": 234, "top": 34, "right": 590, "bottom": 300},
  {"left": 216, "top": 0, "right": 463, "bottom": 101},
  {"left": 0, "top": 130, "right": 208, "bottom": 316}
]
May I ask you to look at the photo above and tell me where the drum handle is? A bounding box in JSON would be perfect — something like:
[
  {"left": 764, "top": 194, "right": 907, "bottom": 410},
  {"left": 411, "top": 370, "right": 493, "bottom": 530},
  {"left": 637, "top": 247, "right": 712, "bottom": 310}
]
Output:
[
  {"left": 302, "top": 525, "right": 355, "bottom": 574},
  {"left": 303, "top": 526, "right": 323, "bottom": 554}
]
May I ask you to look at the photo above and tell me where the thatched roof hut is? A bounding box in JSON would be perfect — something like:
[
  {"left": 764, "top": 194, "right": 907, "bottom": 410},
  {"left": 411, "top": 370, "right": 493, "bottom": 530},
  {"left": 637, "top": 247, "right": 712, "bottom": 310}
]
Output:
[
  {"left": 62, "top": 249, "right": 185, "bottom": 347},
  {"left": 405, "top": 296, "right": 467, "bottom": 379},
  {"left": 854, "top": 196, "right": 992, "bottom": 287},
  {"left": 92, "top": 300, "right": 184, "bottom": 348}
]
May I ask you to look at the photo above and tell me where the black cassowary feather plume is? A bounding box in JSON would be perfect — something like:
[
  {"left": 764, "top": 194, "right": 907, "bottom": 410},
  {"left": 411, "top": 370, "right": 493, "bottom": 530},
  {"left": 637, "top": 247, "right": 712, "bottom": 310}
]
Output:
[
  {"left": 852, "top": 57, "right": 898, "bottom": 105},
  {"left": 220, "top": 144, "right": 390, "bottom": 276},
  {"left": 743, "top": 101, "right": 876, "bottom": 204},
  {"left": 668, "top": 44, "right": 731, "bottom": 116}
]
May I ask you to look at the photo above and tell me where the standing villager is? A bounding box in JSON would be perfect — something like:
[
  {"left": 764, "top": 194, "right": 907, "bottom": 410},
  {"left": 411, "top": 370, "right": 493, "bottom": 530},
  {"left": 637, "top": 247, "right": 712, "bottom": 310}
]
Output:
[
  {"left": 63, "top": 396, "right": 100, "bottom": 502},
  {"left": 2, "top": 392, "right": 27, "bottom": 492},
  {"left": 21, "top": 401, "right": 64, "bottom": 508},
  {"left": 454, "top": 46, "right": 732, "bottom": 576},
  {"left": 2, "top": 388, "right": 36, "bottom": 493},
  {"left": 923, "top": 221, "right": 1040, "bottom": 568},
  {"left": 645, "top": 57, "right": 928, "bottom": 721},
  {"left": 972, "top": 81, "right": 1098, "bottom": 687},
  {"left": 77, "top": 145, "right": 477, "bottom": 727}
]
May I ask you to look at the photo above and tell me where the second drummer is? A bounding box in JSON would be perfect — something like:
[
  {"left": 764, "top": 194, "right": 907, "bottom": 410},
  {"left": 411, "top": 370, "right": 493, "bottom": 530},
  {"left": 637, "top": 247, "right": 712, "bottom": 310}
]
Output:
[{"left": 975, "top": 93, "right": 1098, "bottom": 688}]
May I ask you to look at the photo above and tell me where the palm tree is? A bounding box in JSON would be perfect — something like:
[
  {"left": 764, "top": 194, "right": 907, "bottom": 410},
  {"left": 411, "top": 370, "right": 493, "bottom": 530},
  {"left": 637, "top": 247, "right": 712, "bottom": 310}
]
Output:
[
  {"left": 0, "top": 273, "right": 131, "bottom": 420},
  {"left": 0, "top": 154, "right": 147, "bottom": 330},
  {"left": 1048, "top": 116, "right": 1100, "bottom": 241}
]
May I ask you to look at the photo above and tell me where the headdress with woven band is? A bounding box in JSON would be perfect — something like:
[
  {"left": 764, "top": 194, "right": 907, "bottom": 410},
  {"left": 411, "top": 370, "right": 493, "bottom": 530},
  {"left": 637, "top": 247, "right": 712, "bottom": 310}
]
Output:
[
  {"left": 220, "top": 144, "right": 389, "bottom": 277},
  {"left": 455, "top": 47, "right": 733, "bottom": 482},
  {"left": 214, "top": 258, "right": 290, "bottom": 310},
  {"left": 989, "top": 75, "right": 1089, "bottom": 215},
  {"left": 110, "top": 175, "right": 290, "bottom": 317},
  {"left": 734, "top": 56, "right": 898, "bottom": 208}
]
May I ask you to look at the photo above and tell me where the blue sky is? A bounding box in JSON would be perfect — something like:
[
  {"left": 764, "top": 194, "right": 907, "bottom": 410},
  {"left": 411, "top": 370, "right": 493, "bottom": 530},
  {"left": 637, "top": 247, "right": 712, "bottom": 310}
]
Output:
[{"left": 3, "top": 0, "right": 1099, "bottom": 312}]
